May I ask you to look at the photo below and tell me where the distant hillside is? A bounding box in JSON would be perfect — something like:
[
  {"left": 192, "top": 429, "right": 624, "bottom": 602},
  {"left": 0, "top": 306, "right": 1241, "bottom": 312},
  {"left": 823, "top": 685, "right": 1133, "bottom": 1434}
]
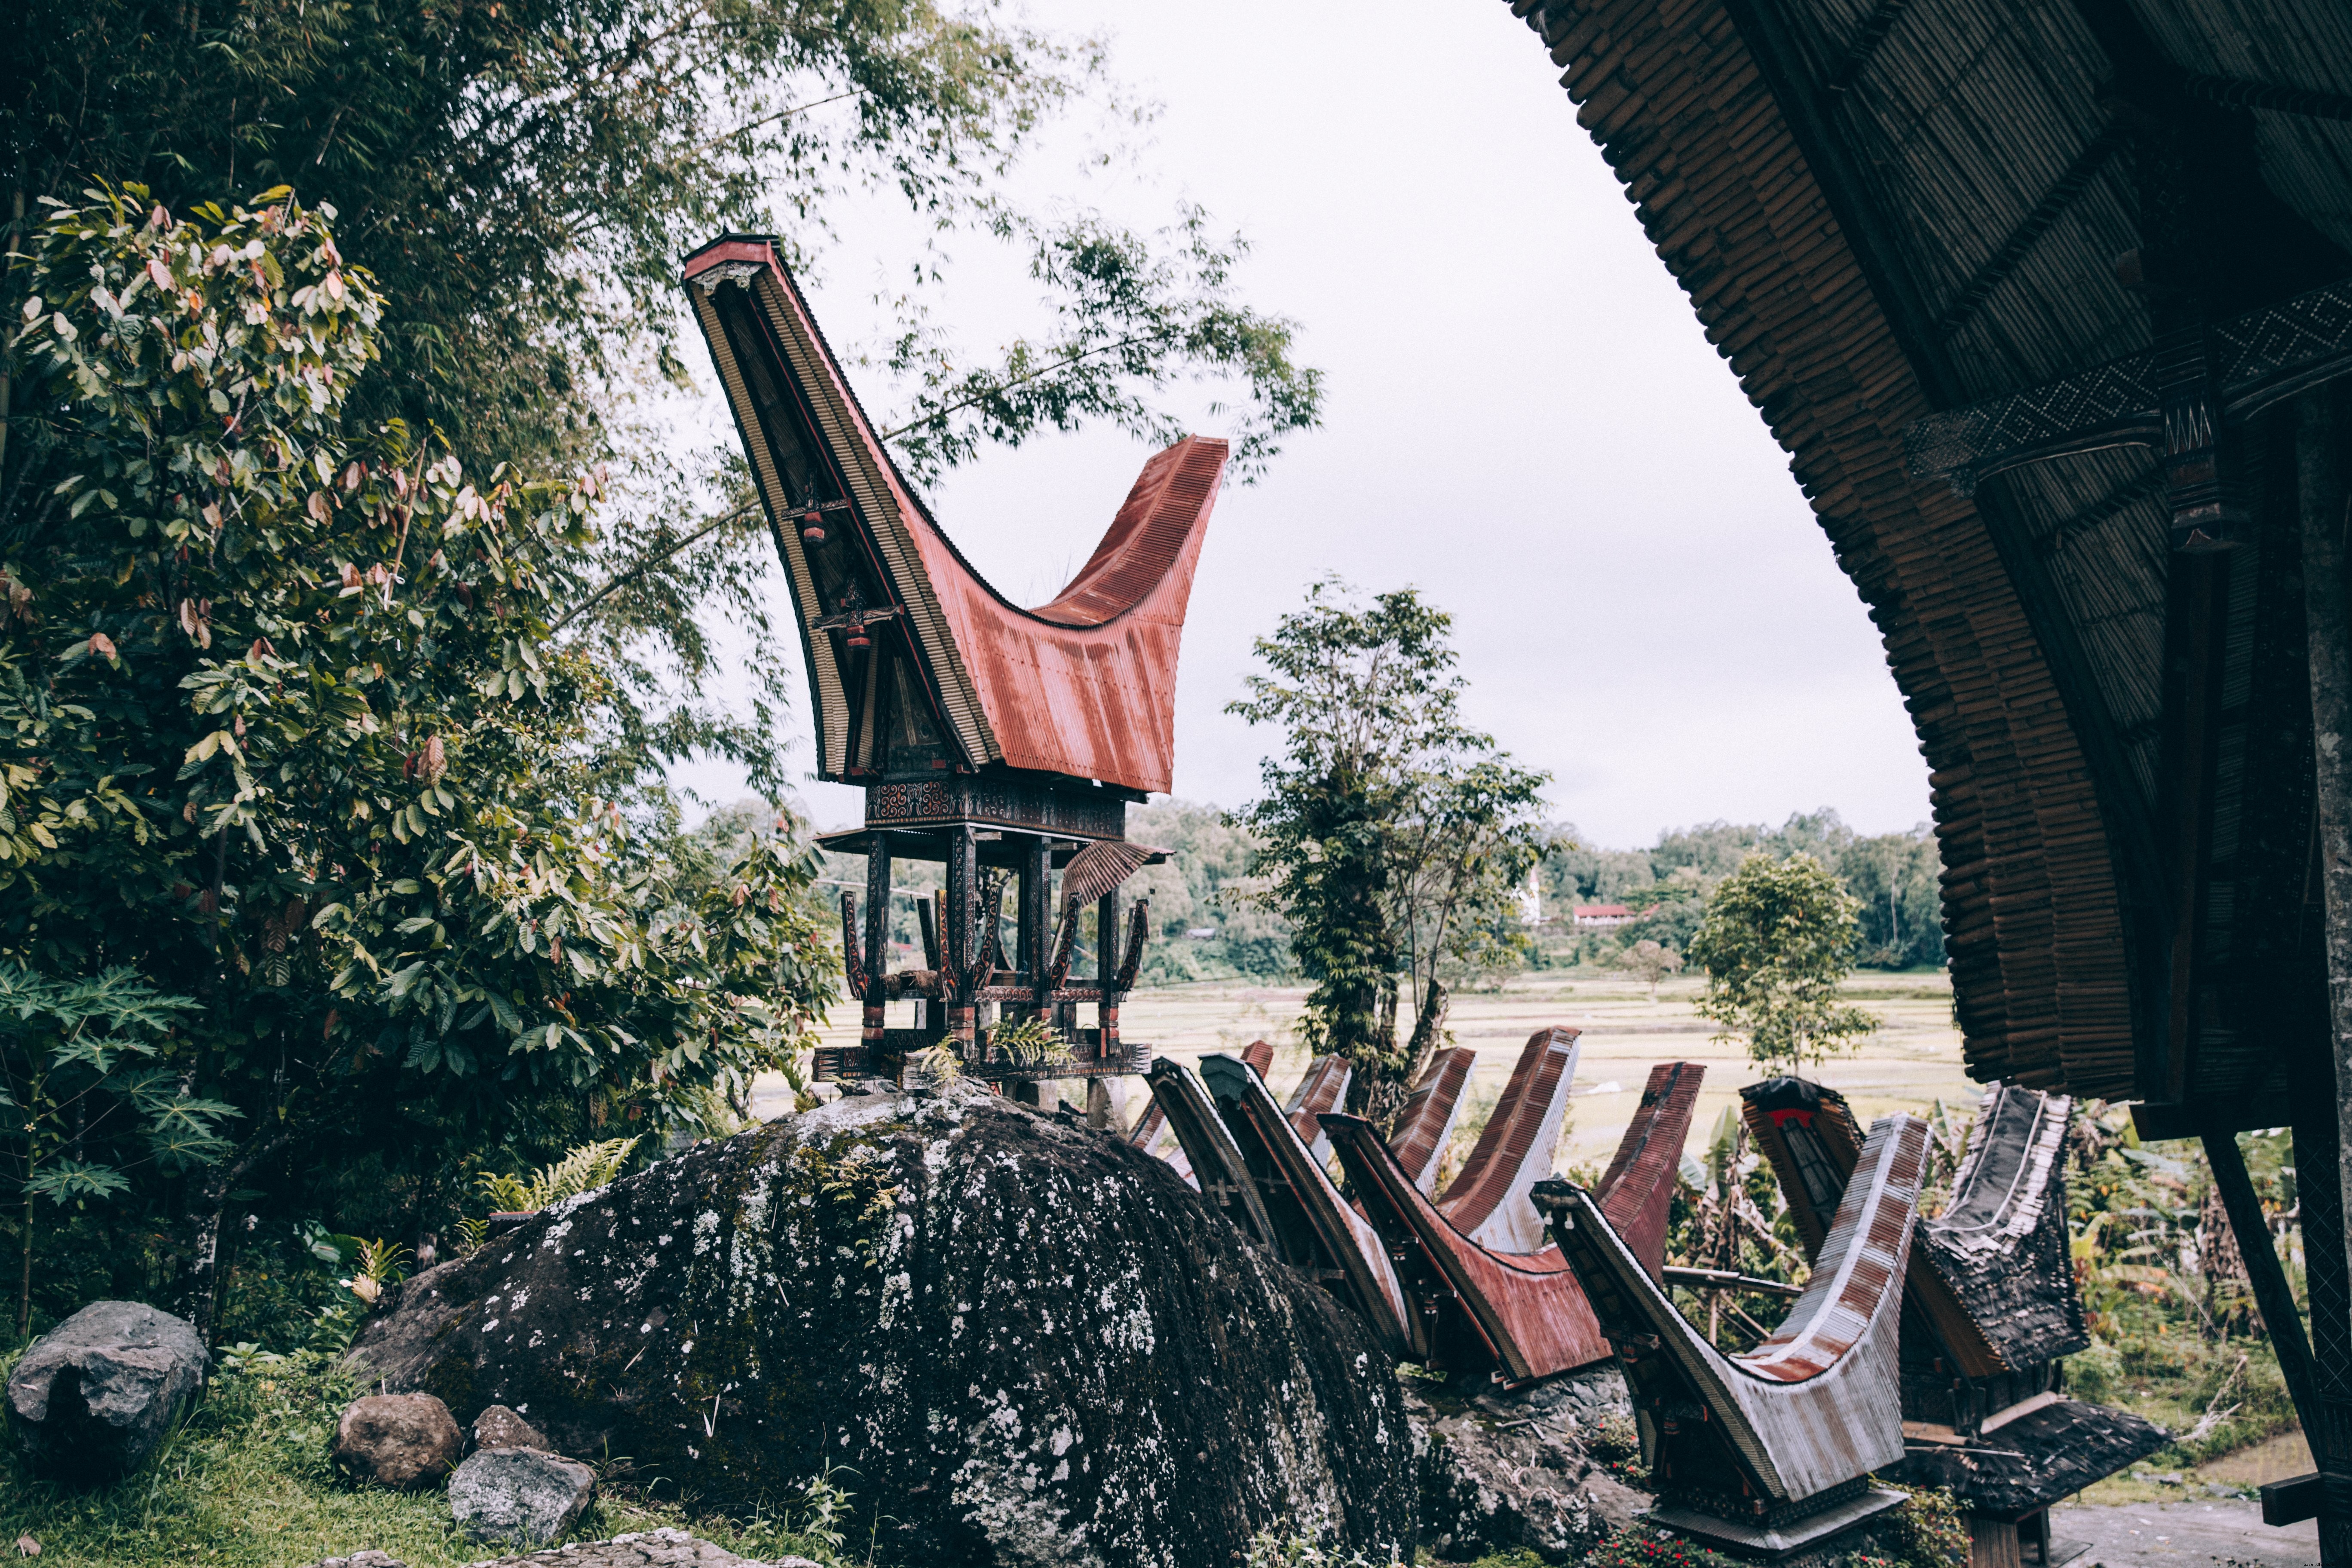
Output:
[
  {"left": 798, "top": 800, "right": 1943, "bottom": 987},
  {"left": 1542, "top": 808, "right": 1943, "bottom": 970}
]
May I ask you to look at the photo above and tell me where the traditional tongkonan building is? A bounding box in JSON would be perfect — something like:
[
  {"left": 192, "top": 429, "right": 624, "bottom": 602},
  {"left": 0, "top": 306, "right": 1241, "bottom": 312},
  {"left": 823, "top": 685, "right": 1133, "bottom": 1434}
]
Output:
[
  {"left": 681, "top": 235, "right": 1227, "bottom": 1099},
  {"left": 1499, "top": 0, "right": 2352, "bottom": 1554},
  {"left": 1745, "top": 1078, "right": 2166, "bottom": 1564}
]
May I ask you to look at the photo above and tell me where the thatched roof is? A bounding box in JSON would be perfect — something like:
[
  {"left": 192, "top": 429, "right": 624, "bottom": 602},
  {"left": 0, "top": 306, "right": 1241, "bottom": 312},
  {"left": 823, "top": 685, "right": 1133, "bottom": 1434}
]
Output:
[{"left": 1504, "top": 0, "right": 2352, "bottom": 1106}]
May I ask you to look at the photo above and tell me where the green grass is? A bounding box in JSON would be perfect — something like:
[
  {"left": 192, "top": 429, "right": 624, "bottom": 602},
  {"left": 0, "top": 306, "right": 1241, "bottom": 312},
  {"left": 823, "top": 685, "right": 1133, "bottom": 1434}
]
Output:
[{"left": 0, "top": 1349, "right": 852, "bottom": 1568}]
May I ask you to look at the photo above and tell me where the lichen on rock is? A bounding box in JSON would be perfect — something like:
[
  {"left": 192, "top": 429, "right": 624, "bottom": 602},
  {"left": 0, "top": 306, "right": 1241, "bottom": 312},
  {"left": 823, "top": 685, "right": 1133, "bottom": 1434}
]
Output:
[
  {"left": 1406, "top": 1366, "right": 1649, "bottom": 1563},
  {"left": 351, "top": 1083, "right": 1414, "bottom": 1565}
]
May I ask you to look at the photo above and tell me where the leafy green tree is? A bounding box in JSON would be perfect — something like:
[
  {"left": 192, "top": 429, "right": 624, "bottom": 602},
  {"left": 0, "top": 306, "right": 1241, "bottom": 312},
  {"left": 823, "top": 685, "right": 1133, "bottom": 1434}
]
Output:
[
  {"left": 1611, "top": 939, "right": 1684, "bottom": 1001},
  {"left": 6, "top": 0, "right": 1324, "bottom": 807},
  {"left": 1685, "top": 854, "right": 1879, "bottom": 1074},
  {"left": 0, "top": 189, "right": 833, "bottom": 1336},
  {"left": 1229, "top": 581, "right": 1548, "bottom": 1122},
  {"left": 0, "top": 968, "right": 220, "bottom": 1338},
  {"left": 1124, "top": 801, "right": 1295, "bottom": 984}
]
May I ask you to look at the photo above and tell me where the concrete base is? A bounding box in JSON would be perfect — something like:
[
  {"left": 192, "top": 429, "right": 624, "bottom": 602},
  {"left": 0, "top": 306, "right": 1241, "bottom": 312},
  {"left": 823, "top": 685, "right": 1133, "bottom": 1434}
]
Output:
[{"left": 1648, "top": 1485, "right": 1909, "bottom": 1560}]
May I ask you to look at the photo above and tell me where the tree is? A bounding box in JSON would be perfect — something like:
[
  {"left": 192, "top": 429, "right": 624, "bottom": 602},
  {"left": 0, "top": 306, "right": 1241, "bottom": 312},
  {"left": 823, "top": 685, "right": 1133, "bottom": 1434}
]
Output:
[
  {"left": 1229, "top": 581, "right": 1549, "bottom": 1123},
  {"left": 1685, "top": 853, "right": 1879, "bottom": 1074},
  {"left": 7, "top": 0, "right": 1325, "bottom": 808},
  {"left": 0, "top": 968, "right": 217, "bottom": 1338},
  {"left": 1612, "top": 939, "right": 1684, "bottom": 1001},
  {"left": 0, "top": 189, "right": 835, "bottom": 1336}
]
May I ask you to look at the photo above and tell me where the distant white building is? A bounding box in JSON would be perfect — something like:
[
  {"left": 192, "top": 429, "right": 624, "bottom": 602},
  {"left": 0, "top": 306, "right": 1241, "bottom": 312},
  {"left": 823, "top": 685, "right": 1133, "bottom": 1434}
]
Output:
[
  {"left": 1573, "top": 904, "right": 1634, "bottom": 929},
  {"left": 1185, "top": 927, "right": 1219, "bottom": 940},
  {"left": 1516, "top": 867, "right": 1544, "bottom": 926}
]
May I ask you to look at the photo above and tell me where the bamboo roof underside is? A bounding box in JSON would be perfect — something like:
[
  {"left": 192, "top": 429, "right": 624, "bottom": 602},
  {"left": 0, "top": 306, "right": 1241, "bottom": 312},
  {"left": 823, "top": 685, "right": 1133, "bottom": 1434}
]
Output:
[{"left": 1505, "top": 0, "right": 2352, "bottom": 1103}]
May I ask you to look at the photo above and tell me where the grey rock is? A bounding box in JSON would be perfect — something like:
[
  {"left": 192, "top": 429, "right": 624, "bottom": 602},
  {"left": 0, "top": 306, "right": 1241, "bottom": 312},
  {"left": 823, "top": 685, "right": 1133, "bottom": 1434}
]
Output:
[
  {"left": 1408, "top": 1367, "right": 1649, "bottom": 1563},
  {"left": 352, "top": 1084, "right": 1417, "bottom": 1565},
  {"left": 470, "top": 1404, "right": 550, "bottom": 1453},
  {"left": 332, "top": 1392, "right": 462, "bottom": 1488},
  {"left": 449, "top": 1447, "right": 597, "bottom": 1548},
  {"left": 5, "top": 1301, "right": 207, "bottom": 1483},
  {"left": 295, "top": 1553, "right": 407, "bottom": 1568},
  {"left": 458, "top": 1527, "right": 818, "bottom": 1566}
]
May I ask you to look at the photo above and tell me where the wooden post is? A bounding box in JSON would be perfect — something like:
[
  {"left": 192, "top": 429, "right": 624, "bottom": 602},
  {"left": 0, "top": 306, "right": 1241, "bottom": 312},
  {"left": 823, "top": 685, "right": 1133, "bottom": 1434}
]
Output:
[
  {"left": 1966, "top": 1514, "right": 2021, "bottom": 1568},
  {"left": 2298, "top": 385, "right": 2352, "bottom": 1565},
  {"left": 946, "top": 825, "right": 977, "bottom": 1056},
  {"left": 1096, "top": 891, "right": 1120, "bottom": 1063},
  {"left": 2202, "top": 1126, "right": 2317, "bottom": 1421},
  {"left": 1021, "top": 837, "right": 1051, "bottom": 1008},
  {"left": 863, "top": 836, "right": 891, "bottom": 1067}
]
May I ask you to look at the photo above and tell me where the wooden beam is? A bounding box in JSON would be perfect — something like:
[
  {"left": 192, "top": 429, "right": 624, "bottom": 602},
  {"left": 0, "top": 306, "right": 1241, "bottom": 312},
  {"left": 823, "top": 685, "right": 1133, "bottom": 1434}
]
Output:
[
  {"left": 1933, "top": 127, "right": 2123, "bottom": 341},
  {"left": 1020, "top": 836, "right": 1051, "bottom": 1004},
  {"left": 862, "top": 836, "right": 892, "bottom": 1059},
  {"left": 2202, "top": 1126, "right": 2318, "bottom": 1422},
  {"left": 945, "top": 824, "right": 977, "bottom": 1050},
  {"left": 2184, "top": 74, "right": 2352, "bottom": 125},
  {"left": 2158, "top": 552, "right": 2230, "bottom": 1100},
  {"left": 1820, "top": 0, "right": 1908, "bottom": 95},
  {"left": 2299, "top": 386, "right": 2352, "bottom": 1565}
]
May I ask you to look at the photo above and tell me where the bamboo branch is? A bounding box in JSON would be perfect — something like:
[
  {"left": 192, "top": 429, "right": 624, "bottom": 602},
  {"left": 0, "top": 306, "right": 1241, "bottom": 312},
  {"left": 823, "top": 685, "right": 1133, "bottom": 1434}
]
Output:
[
  {"left": 551, "top": 503, "right": 758, "bottom": 634},
  {"left": 876, "top": 328, "right": 1178, "bottom": 443}
]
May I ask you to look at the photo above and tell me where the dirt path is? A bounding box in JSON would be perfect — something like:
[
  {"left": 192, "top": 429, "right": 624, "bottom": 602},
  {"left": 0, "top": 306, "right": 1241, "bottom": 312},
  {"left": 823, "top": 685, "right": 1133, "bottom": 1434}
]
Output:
[{"left": 2052, "top": 1498, "right": 2315, "bottom": 1566}]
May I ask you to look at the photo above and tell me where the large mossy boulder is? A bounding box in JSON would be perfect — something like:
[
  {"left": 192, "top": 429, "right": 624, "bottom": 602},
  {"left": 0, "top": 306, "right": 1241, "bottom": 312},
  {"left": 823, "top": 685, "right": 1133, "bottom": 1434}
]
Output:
[{"left": 351, "top": 1084, "right": 1414, "bottom": 1565}]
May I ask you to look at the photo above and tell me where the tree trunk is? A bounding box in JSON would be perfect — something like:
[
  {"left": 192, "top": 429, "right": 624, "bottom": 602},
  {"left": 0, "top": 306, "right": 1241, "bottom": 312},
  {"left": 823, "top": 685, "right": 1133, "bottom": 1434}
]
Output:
[{"left": 171, "top": 1131, "right": 288, "bottom": 1344}]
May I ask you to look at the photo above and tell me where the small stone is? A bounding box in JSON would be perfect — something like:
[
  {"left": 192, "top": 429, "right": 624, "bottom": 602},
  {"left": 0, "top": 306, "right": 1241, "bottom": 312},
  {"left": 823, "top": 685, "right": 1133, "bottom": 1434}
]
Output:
[
  {"left": 471, "top": 1404, "right": 551, "bottom": 1453},
  {"left": 292, "top": 1554, "right": 404, "bottom": 1568},
  {"left": 15, "top": 1536, "right": 39, "bottom": 1558},
  {"left": 448, "top": 1447, "right": 597, "bottom": 1549},
  {"left": 333, "top": 1393, "right": 463, "bottom": 1489},
  {"left": 6, "top": 1301, "right": 208, "bottom": 1484}
]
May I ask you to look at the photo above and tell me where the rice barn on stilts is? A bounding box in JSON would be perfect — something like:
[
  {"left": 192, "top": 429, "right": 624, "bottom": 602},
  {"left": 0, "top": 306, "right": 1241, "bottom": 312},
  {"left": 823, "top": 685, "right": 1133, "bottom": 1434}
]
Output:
[{"left": 683, "top": 236, "right": 1223, "bottom": 1115}]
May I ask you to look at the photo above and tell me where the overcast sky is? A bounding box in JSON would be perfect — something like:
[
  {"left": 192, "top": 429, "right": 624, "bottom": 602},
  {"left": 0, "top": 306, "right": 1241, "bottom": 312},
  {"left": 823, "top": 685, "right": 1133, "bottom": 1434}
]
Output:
[{"left": 664, "top": 0, "right": 1933, "bottom": 850}]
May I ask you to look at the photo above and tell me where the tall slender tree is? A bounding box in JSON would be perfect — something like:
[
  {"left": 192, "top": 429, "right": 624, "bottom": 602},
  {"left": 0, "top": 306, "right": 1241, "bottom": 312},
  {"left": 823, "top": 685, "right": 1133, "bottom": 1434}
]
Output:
[{"left": 1230, "top": 581, "right": 1547, "bottom": 1124}]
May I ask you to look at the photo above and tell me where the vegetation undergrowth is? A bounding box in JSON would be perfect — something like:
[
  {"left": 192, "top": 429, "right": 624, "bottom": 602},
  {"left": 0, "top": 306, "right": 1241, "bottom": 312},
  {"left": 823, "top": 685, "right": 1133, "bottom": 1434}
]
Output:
[{"left": 0, "top": 1347, "right": 853, "bottom": 1568}]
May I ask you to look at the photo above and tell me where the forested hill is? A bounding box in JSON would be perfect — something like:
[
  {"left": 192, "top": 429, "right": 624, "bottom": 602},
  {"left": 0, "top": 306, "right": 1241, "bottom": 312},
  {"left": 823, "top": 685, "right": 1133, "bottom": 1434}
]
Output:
[
  {"left": 1546, "top": 810, "right": 1945, "bottom": 971},
  {"left": 871, "top": 802, "right": 1944, "bottom": 985}
]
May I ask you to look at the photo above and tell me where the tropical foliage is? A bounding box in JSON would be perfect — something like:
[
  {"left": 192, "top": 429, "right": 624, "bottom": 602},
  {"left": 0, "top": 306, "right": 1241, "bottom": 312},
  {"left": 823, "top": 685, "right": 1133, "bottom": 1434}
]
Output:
[
  {"left": 1685, "top": 854, "right": 1880, "bottom": 1072},
  {"left": 0, "top": 190, "right": 833, "bottom": 1335},
  {"left": 1544, "top": 811, "right": 1944, "bottom": 971},
  {"left": 1229, "top": 580, "right": 1548, "bottom": 1120}
]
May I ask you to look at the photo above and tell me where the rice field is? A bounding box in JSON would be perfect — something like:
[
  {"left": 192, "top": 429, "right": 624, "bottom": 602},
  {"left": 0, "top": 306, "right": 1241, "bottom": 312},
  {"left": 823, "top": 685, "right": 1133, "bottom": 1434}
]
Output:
[{"left": 769, "top": 968, "right": 1978, "bottom": 1176}]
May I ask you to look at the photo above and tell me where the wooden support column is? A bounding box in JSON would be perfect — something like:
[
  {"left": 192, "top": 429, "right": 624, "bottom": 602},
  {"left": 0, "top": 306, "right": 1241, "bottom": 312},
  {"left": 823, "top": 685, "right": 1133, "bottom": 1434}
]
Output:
[
  {"left": 2158, "top": 548, "right": 2230, "bottom": 1100},
  {"left": 862, "top": 836, "right": 891, "bottom": 1063},
  {"left": 1020, "top": 837, "right": 1052, "bottom": 1011},
  {"left": 945, "top": 824, "right": 977, "bottom": 1055},
  {"left": 2202, "top": 1125, "right": 2317, "bottom": 1420},
  {"left": 1086, "top": 891, "right": 1121, "bottom": 1127},
  {"left": 1095, "top": 893, "right": 1120, "bottom": 1055},
  {"left": 2298, "top": 384, "right": 2352, "bottom": 1563}
]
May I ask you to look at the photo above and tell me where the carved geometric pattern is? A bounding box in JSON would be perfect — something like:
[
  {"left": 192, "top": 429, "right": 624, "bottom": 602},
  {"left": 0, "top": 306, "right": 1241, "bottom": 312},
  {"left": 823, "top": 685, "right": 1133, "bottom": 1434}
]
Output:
[
  {"left": 1905, "top": 279, "right": 2352, "bottom": 495},
  {"left": 866, "top": 776, "right": 1126, "bottom": 840},
  {"left": 1904, "top": 356, "right": 2157, "bottom": 494},
  {"left": 2209, "top": 280, "right": 2352, "bottom": 394}
]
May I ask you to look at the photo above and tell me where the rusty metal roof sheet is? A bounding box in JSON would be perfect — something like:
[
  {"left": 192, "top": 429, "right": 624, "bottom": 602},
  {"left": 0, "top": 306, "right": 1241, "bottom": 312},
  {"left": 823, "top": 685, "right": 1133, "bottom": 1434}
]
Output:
[
  {"left": 681, "top": 235, "right": 1225, "bottom": 796},
  {"left": 1437, "top": 1026, "right": 1581, "bottom": 1252},
  {"left": 1540, "top": 1113, "right": 1928, "bottom": 1504}
]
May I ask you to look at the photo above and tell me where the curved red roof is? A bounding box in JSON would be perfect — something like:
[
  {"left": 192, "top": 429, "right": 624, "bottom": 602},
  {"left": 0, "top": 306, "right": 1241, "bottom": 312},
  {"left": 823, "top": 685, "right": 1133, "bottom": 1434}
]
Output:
[{"left": 682, "top": 235, "right": 1226, "bottom": 796}]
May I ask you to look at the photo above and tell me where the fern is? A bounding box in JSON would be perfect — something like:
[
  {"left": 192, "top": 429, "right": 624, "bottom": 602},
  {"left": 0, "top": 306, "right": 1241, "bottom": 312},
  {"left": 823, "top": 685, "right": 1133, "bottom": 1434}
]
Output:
[
  {"left": 988, "top": 1015, "right": 1063, "bottom": 1068},
  {"left": 475, "top": 1135, "right": 641, "bottom": 1213}
]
